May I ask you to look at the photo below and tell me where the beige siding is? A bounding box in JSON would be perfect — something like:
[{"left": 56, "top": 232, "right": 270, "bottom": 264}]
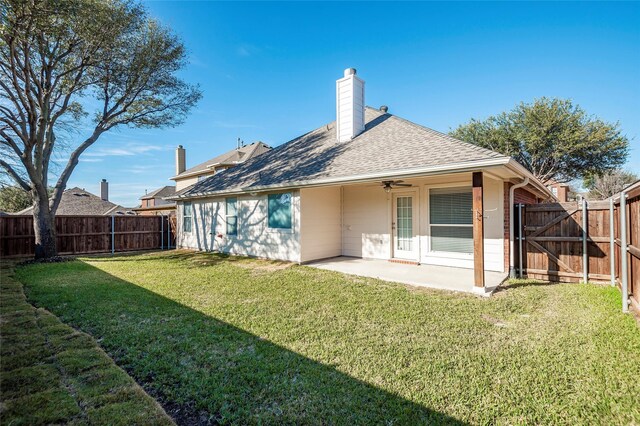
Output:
[
  {"left": 177, "top": 191, "right": 301, "bottom": 262},
  {"left": 175, "top": 175, "right": 200, "bottom": 191},
  {"left": 342, "top": 184, "right": 391, "bottom": 259},
  {"left": 300, "top": 187, "right": 342, "bottom": 262}
]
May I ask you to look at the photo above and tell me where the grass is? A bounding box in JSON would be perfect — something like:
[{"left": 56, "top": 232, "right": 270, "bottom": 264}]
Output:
[
  {"left": 0, "top": 262, "right": 174, "bottom": 426},
  {"left": 14, "top": 250, "right": 640, "bottom": 425}
]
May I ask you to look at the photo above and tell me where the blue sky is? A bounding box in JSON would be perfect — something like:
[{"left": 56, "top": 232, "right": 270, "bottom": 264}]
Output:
[{"left": 67, "top": 1, "right": 640, "bottom": 206}]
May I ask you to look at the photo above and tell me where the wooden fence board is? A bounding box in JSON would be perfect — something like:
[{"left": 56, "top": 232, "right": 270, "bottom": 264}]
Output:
[{"left": 0, "top": 215, "right": 175, "bottom": 258}]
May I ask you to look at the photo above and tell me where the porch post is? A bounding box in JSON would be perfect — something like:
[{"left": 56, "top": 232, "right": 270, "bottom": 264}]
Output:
[{"left": 472, "top": 172, "right": 485, "bottom": 288}]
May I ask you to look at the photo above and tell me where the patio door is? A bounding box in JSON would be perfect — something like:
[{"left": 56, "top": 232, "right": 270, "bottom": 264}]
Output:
[{"left": 392, "top": 193, "right": 418, "bottom": 260}]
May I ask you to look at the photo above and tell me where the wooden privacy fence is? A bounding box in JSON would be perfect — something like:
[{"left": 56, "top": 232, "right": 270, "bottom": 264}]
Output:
[
  {"left": 516, "top": 181, "right": 640, "bottom": 313},
  {"left": 0, "top": 215, "right": 176, "bottom": 258}
]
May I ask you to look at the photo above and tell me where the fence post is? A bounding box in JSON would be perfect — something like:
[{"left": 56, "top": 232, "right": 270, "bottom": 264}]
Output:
[
  {"left": 111, "top": 214, "right": 115, "bottom": 255},
  {"left": 160, "top": 215, "right": 164, "bottom": 250},
  {"left": 167, "top": 216, "right": 171, "bottom": 250},
  {"left": 582, "top": 198, "right": 588, "bottom": 283},
  {"left": 518, "top": 203, "right": 524, "bottom": 278},
  {"left": 609, "top": 197, "right": 615, "bottom": 287},
  {"left": 620, "top": 192, "right": 629, "bottom": 313}
]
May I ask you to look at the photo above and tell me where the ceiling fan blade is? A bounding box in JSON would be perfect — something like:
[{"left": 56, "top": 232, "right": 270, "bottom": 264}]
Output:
[{"left": 395, "top": 183, "right": 412, "bottom": 187}]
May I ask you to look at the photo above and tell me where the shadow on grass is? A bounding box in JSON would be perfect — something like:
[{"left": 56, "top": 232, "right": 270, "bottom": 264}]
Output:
[
  {"left": 18, "top": 259, "right": 467, "bottom": 425},
  {"left": 495, "top": 279, "right": 563, "bottom": 293}
]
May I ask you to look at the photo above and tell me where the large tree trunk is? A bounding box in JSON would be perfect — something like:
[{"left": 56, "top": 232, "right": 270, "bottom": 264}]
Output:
[{"left": 32, "top": 190, "right": 57, "bottom": 259}]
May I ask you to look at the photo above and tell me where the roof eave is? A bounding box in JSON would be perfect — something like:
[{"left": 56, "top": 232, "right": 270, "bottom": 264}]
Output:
[
  {"left": 504, "top": 159, "right": 556, "bottom": 200},
  {"left": 167, "top": 157, "right": 513, "bottom": 201}
]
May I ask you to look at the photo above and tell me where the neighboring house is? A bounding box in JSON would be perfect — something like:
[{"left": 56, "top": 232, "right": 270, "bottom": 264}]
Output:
[
  {"left": 17, "top": 180, "right": 136, "bottom": 216},
  {"left": 546, "top": 181, "right": 572, "bottom": 202},
  {"left": 134, "top": 186, "right": 176, "bottom": 216},
  {"left": 169, "top": 68, "right": 553, "bottom": 294},
  {"left": 171, "top": 141, "right": 271, "bottom": 191}
]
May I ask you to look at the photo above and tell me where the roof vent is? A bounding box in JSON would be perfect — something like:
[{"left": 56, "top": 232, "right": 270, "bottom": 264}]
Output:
[{"left": 380, "top": 105, "right": 388, "bottom": 113}]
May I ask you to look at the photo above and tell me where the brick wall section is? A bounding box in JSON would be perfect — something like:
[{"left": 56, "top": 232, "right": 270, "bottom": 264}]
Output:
[{"left": 503, "top": 183, "right": 540, "bottom": 272}]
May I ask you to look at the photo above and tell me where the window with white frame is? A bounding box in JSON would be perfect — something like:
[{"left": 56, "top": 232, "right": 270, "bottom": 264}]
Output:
[
  {"left": 183, "top": 202, "right": 192, "bottom": 233},
  {"left": 429, "top": 187, "right": 473, "bottom": 254},
  {"left": 226, "top": 197, "right": 237, "bottom": 235},
  {"left": 268, "top": 193, "right": 292, "bottom": 229}
]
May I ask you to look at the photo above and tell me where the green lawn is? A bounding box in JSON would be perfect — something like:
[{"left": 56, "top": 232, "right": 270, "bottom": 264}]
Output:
[
  {"left": 14, "top": 251, "right": 640, "bottom": 425},
  {"left": 0, "top": 262, "right": 173, "bottom": 426}
]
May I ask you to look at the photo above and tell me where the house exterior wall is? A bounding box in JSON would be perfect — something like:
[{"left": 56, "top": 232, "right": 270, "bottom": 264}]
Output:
[
  {"left": 175, "top": 173, "right": 538, "bottom": 273},
  {"left": 177, "top": 191, "right": 301, "bottom": 262},
  {"left": 300, "top": 186, "right": 342, "bottom": 262},
  {"left": 340, "top": 173, "right": 506, "bottom": 272},
  {"left": 175, "top": 175, "right": 204, "bottom": 191},
  {"left": 342, "top": 184, "right": 391, "bottom": 259}
]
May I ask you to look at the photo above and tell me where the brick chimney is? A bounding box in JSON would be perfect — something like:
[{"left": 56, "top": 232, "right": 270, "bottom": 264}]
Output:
[
  {"left": 176, "top": 145, "right": 186, "bottom": 175},
  {"left": 100, "top": 179, "right": 108, "bottom": 201},
  {"left": 336, "top": 68, "right": 365, "bottom": 142}
]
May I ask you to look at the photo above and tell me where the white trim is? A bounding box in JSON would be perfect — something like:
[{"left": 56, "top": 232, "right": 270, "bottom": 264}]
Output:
[
  {"left": 424, "top": 184, "right": 474, "bottom": 257},
  {"left": 391, "top": 189, "right": 420, "bottom": 261}
]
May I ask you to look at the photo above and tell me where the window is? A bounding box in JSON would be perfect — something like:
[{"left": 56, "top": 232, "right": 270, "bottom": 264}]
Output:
[
  {"left": 197, "top": 175, "right": 207, "bottom": 182},
  {"left": 429, "top": 187, "right": 473, "bottom": 253},
  {"left": 226, "top": 198, "right": 237, "bottom": 235},
  {"left": 268, "top": 193, "right": 292, "bottom": 229},
  {"left": 183, "top": 202, "right": 192, "bottom": 233}
]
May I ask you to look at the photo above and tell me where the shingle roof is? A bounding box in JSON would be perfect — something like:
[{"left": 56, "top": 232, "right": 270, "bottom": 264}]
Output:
[
  {"left": 173, "top": 142, "right": 271, "bottom": 179},
  {"left": 175, "top": 107, "right": 508, "bottom": 199},
  {"left": 18, "top": 187, "right": 135, "bottom": 216},
  {"left": 140, "top": 185, "right": 176, "bottom": 200}
]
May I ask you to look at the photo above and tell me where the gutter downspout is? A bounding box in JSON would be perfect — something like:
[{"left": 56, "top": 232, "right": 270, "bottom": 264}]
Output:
[{"left": 509, "top": 177, "right": 529, "bottom": 278}]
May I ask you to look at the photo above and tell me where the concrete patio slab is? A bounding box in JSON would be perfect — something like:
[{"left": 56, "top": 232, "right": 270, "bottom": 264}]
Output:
[{"left": 306, "top": 257, "right": 507, "bottom": 296}]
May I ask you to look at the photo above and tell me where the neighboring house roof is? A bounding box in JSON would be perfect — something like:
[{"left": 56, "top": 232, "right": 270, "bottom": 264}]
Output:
[
  {"left": 171, "top": 142, "right": 271, "bottom": 180},
  {"left": 173, "top": 107, "right": 534, "bottom": 200},
  {"left": 17, "top": 187, "right": 135, "bottom": 216},
  {"left": 140, "top": 185, "right": 176, "bottom": 200}
]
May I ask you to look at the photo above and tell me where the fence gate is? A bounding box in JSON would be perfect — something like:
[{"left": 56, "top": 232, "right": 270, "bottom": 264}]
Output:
[{"left": 517, "top": 181, "right": 640, "bottom": 313}]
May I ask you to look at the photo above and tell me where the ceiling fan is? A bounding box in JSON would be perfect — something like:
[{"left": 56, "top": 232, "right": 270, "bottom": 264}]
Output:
[{"left": 381, "top": 180, "right": 412, "bottom": 193}]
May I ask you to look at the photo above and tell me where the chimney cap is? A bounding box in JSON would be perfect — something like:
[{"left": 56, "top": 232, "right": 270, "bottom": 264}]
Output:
[
  {"left": 177, "top": 144, "right": 183, "bottom": 149},
  {"left": 101, "top": 178, "right": 107, "bottom": 182},
  {"left": 380, "top": 105, "right": 388, "bottom": 113},
  {"left": 344, "top": 68, "right": 357, "bottom": 77}
]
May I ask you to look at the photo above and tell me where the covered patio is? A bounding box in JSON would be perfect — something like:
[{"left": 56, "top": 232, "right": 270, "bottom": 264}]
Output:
[{"left": 307, "top": 256, "right": 508, "bottom": 295}]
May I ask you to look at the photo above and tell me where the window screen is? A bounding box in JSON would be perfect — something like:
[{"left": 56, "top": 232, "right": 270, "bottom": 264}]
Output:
[
  {"left": 429, "top": 187, "right": 473, "bottom": 253},
  {"left": 183, "top": 202, "right": 192, "bottom": 233},
  {"left": 226, "top": 198, "right": 237, "bottom": 235},
  {"left": 268, "top": 193, "right": 292, "bottom": 229}
]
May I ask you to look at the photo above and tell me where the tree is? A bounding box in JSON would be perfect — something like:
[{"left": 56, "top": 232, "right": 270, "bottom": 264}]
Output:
[
  {"left": 450, "top": 98, "right": 629, "bottom": 184},
  {"left": 0, "top": 0, "right": 201, "bottom": 258},
  {"left": 584, "top": 169, "right": 639, "bottom": 200},
  {"left": 0, "top": 185, "right": 36, "bottom": 212}
]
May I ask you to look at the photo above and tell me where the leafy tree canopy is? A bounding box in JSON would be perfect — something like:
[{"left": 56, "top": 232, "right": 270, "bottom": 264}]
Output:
[
  {"left": 450, "top": 98, "right": 629, "bottom": 184},
  {"left": 0, "top": 185, "right": 52, "bottom": 212},
  {"left": 0, "top": 0, "right": 201, "bottom": 257}
]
